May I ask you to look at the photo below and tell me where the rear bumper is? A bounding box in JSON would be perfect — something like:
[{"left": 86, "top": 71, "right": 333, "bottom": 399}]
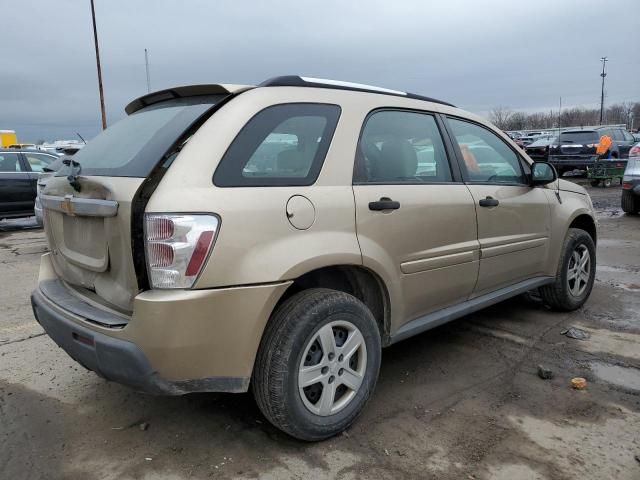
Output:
[
  {"left": 32, "top": 288, "right": 188, "bottom": 395},
  {"left": 32, "top": 254, "right": 291, "bottom": 395},
  {"left": 549, "top": 155, "right": 598, "bottom": 167}
]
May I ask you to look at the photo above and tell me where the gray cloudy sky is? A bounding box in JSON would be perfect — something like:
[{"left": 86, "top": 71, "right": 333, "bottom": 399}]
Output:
[{"left": 2, "top": 0, "right": 639, "bottom": 142}]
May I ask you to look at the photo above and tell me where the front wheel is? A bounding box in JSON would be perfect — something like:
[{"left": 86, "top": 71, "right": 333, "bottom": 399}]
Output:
[
  {"left": 590, "top": 179, "right": 600, "bottom": 187},
  {"left": 540, "top": 228, "right": 596, "bottom": 311},
  {"left": 252, "top": 288, "right": 381, "bottom": 441}
]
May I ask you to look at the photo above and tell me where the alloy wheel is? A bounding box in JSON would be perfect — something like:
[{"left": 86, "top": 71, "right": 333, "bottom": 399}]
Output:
[
  {"left": 298, "top": 320, "right": 367, "bottom": 416},
  {"left": 567, "top": 244, "right": 591, "bottom": 297}
]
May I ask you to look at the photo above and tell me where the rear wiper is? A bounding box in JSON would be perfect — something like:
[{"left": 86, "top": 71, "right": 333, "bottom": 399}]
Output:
[{"left": 62, "top": 158, "right": 82, "bottom": 192}]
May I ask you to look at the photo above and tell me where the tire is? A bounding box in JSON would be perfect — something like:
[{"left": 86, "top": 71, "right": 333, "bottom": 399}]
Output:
[
  {"left": 539, "top": 228, "right": 596, "bottom": 311},
  {"left": 603, "top": 178, "right": 612, "bottom": 188},
  {"left": 590, "top": 179, "right": 600, "bottom": 187},
  {"left": 621, "top": 190, "right": 640, "bottom": 214},
  {"left": 252, "top": 288, "right": 381, "bottom": 441}
]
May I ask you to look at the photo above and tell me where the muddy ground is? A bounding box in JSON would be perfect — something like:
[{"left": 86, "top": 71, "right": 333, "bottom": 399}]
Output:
[{"left": 1, "top": 180, "right": 638, "bottom": 480}]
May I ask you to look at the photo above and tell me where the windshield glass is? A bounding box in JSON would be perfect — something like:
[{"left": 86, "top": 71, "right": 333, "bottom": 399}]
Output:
[
  {"left": 559, "top": 131, "right": 598, "bottom": 143},
  {"left": 63, "top": 95, "right": 224, "bottom": 177}
]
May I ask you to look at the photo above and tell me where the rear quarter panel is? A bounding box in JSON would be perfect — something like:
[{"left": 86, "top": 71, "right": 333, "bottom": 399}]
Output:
[{"left": 145, "top": 88, "right": 367, "bottom": 288}]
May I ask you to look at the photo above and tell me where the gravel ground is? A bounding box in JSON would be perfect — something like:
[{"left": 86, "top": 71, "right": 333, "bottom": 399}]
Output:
[{"left": 1, "top": 180, "right": 639, "bottom": 480}]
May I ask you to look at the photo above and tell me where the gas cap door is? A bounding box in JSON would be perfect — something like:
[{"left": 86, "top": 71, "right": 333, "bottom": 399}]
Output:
[{"left": 286, "top": 195, "right": 315, "bottom": 230}]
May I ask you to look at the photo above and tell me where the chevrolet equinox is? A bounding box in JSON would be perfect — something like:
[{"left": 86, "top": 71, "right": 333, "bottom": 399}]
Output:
[{"left": 31, "top": 76, "right": 597, "bottom": 440}]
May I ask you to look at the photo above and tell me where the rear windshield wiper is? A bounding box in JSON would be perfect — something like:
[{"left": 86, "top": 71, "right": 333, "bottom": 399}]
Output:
[{"left": 62, "top": 158, "right": 82, "bottom": 192}]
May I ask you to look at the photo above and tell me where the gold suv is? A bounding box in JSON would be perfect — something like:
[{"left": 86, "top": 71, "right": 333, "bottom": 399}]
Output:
[{"left": 31, "top": 76, "right": 597, "bottom": 440}]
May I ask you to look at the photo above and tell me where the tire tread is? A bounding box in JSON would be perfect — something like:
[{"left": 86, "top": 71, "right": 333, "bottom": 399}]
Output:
[
  {"left": 252, "top": 288, "right": 380, "bottom": 440},
  {"left": 539, "top": 228, "right": 595, "bottom": 311}
]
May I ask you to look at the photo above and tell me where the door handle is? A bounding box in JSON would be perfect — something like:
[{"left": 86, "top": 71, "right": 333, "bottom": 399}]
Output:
[
  {"left": 369, "top": 197, "right": 400, "bottom": 211},
  {"left": 479, "top": 196, "right": 499, "bottom": 207}
]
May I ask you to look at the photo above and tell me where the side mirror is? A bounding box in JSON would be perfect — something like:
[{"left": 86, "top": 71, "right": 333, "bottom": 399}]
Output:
[{"left": 531, "top": 161, "right": 557, "bottom": 186}]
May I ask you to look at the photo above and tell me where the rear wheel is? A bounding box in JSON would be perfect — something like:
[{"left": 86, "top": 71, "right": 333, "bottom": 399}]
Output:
[
  {"left": 603, "top": 178, "right": 612, "bottom": 188},
  {"left": 540, "top": 228, "right": 596, "bottom": 311},
  {"left": 252, "top": 288, "right": 381, "bottom": 441},
  {"left": 621, "top": 190, "right": 640, "bottom": 214}
]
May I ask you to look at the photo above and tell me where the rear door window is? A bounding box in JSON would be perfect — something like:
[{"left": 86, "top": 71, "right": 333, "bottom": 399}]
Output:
[
  {"left": 24, "top": 153, "right": 56, "bottom": 173},
  {"left": 354, "top": 110, "right": 452, "bottom": 183},
  {"left": 0, "top": 153, "right": 23, "bottom": 172},
  {"left": 214, "top": 103, "right": 341, "bottom": 187},
  {"left": 612, "top": 129, "right": 626, "bottom": 141}
]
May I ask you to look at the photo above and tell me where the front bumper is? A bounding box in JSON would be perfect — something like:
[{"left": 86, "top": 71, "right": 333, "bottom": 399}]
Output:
[{"left": 32, "top": 254, "right": 290, "bottom": 395}]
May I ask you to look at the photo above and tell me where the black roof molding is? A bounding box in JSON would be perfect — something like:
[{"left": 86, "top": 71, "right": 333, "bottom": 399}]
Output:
[{"left": 260, "top": 75, "right": 455, "bottom": 107}]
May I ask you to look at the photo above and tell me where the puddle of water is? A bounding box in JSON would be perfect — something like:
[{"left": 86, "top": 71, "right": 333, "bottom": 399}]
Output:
[
  {"left": 574, "top": 326, "right": 640, "bottom": 361},
  {"left": 591, "top": 362, "right": 640, "bottom": 391},
  {"left": 596, "top": 265, "right": 638, "bottom": 273},
  {"left": 595, "top": 208, "right": 622, "bottom": 219}
]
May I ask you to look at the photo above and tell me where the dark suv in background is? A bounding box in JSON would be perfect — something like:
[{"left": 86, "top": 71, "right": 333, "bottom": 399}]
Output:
[{"left": 548, "top": 126, "right": 636, "bottom": 175}]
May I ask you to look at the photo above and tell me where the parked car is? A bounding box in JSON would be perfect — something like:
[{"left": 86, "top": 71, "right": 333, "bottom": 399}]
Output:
[
  {"left": 525, "top": 135, "right": 558, "bottom": 161},
  {"left": 0, "top": 149, "right": 58, "bottom": 221},
  {"left": 621, "top": 142, "right": 640, "bottom": 214},
  {"left": 34, "top": 157, "right": 64, "bottom": 226},
  {"left": 548, "top": 126, "right": 636, "bottom": 175},
  {"left": 31, "top": 76, "right": 597, "bottom": 441},
  {"left": 514, "top": 132, "right": 545, "bottom": 149}
]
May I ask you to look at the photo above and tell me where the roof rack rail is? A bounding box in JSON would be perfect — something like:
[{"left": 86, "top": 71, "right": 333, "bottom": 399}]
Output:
[{"left": 260, "top": 76, "right": 455, "bottom": 107}]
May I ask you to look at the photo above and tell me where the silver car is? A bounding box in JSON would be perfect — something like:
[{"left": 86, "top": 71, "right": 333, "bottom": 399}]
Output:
[{"left": 622, "top": 142, "right": 640, "bottom": 214}]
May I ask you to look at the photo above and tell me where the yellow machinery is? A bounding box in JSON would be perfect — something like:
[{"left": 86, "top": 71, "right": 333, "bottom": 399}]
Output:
[{"left": 0, "top": 130, "right": 18, "bottom": 147}]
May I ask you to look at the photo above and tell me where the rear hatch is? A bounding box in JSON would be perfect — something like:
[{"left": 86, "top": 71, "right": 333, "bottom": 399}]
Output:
[
  {"left": 40, "top": 89, "right": 238, "bottom": 314},
  {"left": 555, "top": 131, "right": 599, "bottom": 156}
]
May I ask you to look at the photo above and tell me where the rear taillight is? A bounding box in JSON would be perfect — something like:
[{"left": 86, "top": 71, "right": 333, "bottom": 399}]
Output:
[
  {"left": 144, "top": 214, "right": 219, "bottom": 289},
  {"left": 629, "top": 145, "right": 640, "bottom": 158}
]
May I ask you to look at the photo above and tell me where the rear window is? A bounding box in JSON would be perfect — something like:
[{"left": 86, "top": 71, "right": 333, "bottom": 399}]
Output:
[
  {"left": 559, "top": 131, "right": 598, "bottom": 143},
  {"left": 60, "top": 95, "right": 225, "bottom": 177},
  {"left": 214, "top": 103, "right": 341, "bottom": 187}
]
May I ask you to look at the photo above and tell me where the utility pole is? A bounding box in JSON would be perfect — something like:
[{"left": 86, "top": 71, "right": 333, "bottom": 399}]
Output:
[
  {"left": 558, "top": 96, "right": 562, "bottom": 137},
  {"left": 145, "top": 48, "right": 151, "bottom": 93},
  {"left": 90, "top": 0, "right": 107, "bottom": 130},
  {"left": 599, "top": 57, "right": 607, "bottom": 125}
]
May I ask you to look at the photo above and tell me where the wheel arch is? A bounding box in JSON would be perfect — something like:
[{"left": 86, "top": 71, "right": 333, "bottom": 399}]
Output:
[
  {"left": 568, "top": 213, "right": 597, "bottom": 245},
  {"left": 272, "top": 265, "right": 392, "bottom": 346}
]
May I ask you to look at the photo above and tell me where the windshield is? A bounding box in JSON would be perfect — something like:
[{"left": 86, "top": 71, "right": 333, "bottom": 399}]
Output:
[
  {"left": 559, "top": 131, "right": 598, "bottom": 144},
  {"left": 62, "top": 95, "right": 224, "bottom": 177}
]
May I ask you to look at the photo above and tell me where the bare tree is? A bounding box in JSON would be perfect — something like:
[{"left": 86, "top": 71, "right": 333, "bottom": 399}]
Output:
[
  {"left": 489, "top": 106, "right": 514, "bottom": 130},
  {"left": 488, "top": 101, "right": 640, "bottom": 131}
]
